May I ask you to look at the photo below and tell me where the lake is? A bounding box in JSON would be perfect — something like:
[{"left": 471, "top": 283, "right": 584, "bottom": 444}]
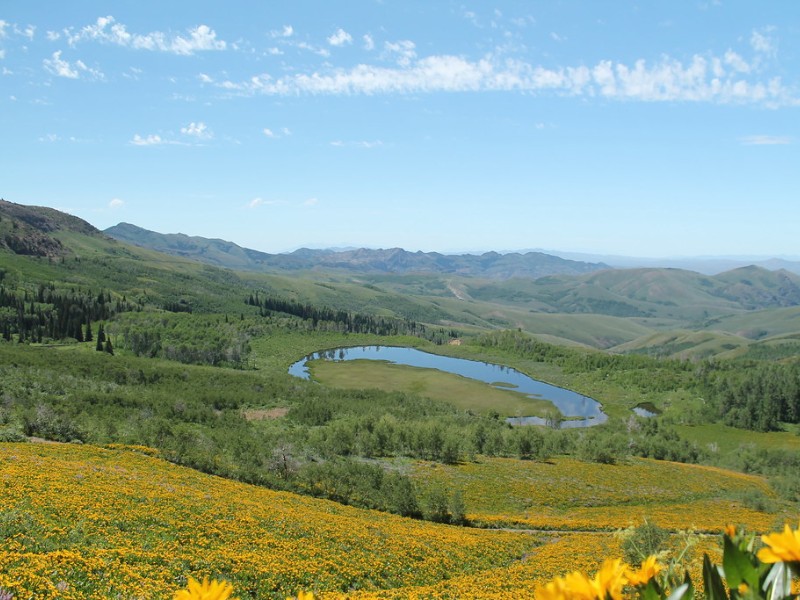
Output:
[{"left": 289, "top": 345, "right": 608, "bottom": 428}]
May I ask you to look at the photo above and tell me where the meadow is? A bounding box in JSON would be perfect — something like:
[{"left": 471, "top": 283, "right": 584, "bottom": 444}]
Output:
[{"left": 0, "top": 442, "right": 784, "bottom": 599}]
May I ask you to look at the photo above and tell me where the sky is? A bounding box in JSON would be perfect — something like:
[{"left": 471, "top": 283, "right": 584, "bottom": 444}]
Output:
[{"left": 1, "top": 2, "right": 798, "bottom": 258}]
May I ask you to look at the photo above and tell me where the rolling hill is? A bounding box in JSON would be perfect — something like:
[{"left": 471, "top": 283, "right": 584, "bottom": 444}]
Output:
[{"left": 4, "top": 199, "right": 800, "bottom": 356}]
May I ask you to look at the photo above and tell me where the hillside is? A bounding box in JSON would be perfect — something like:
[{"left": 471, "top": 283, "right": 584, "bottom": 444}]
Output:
[
  {"left": 0, "top": 199, "right": 102, "bottom": 257},
  {"left": 0, "top": 442, "right": 780, "bottom": 599},
  {"left": 104, "top": 222, "right": 611, "bottom": 279}
]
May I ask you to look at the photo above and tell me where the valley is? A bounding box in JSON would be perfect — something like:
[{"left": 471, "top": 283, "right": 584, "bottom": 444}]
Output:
[{"left": 1, "top": 199, "right": 799, "bottom": 598}]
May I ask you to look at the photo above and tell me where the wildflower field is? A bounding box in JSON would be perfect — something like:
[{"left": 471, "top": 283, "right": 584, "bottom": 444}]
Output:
[
  {"left": 0, "top": 443, "right": 540, "bottom": 599},
  {"left": 1, "top": 442, "right": 792, "bottom": 599},
  {"left": 410, "top": 456, "right": 784, "bottom": 532}
]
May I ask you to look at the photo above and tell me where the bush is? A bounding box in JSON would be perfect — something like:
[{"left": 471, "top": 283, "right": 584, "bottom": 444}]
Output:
[{"left": 621, "top": 520, "right": 669, "bottom": 566}]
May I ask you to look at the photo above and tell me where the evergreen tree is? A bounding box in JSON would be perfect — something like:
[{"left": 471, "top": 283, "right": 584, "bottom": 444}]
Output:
[
  {"left": 96, "top": 324, "right": 105, "bottom": 352},
  {"left": 104, "top": 338, "right": 114, "bottom": 355}
]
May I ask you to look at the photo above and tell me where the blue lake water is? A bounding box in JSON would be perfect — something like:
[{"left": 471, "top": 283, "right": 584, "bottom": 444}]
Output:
[{"left": 289, "top": 346, "right": 608, "bottom": 428}]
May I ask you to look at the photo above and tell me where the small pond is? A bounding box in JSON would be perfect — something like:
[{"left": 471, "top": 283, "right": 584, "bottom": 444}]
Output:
[{"left": 289, "top": 346, "right": 608, "bottom": 428}]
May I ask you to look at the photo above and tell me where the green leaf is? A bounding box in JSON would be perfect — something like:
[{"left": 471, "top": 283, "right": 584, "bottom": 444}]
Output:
[
  {"left": 723, "top": 533, "right": 759, "bottom": 591},
  {"left": 703, "top": 553, "right": 729, "bottom": 600},
  {"left": 638, "top": 579, "right": 662, "bottom": 600}
]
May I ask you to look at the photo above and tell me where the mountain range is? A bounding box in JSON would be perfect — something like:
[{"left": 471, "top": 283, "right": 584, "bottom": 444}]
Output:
[{"left": 104, "top": 222, "right": 610, "bottom": 279}]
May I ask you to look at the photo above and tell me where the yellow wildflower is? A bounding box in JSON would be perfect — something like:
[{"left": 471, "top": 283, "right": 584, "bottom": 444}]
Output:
[
  {"left": 535, "top": 560, "right": 629, "bottom": 600},
  {"left": 286, "top": 592, "right": 315, "bottom": 600},
  {"left": 738, "top": 583, "right": 749, "bottom": 595},
  {"left": 593, "top": 558, "right": 628, "bottom": 600},
  {"left": 626, "top": 555, "right": 662, "bottom": 587},
  {"left": 758, "top": 522, "right": 800, "bottom": 564},
  {"left": 174, "top": 577, "right": 236, "bottom": 600},
  {"left": 536, "top": 570, "right": 595, "bottom": 600},
  {"left": 725, "top": 524, "right": 737, "bottom": 538}
]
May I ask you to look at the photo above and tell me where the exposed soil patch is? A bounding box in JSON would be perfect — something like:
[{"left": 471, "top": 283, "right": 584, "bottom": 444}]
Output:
[{"left": 243, "top": 407, "right": 289, "bottom": 421}]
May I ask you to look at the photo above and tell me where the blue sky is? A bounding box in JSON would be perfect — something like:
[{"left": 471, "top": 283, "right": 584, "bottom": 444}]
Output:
[{"left": 1, "top": 2, "right": 798, "bottom": 257}]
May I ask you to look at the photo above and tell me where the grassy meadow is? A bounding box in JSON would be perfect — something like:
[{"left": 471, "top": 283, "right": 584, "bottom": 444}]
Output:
[
  {"left": 307, "top": 358, "right": 557, "bottom": 417},
  {"left": 0, "top": 442, "right": 782, "bottom": 599}
]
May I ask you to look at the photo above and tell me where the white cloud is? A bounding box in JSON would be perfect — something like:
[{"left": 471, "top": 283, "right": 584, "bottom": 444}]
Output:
[
  {"left": 46, "top": 30, "right": 60, "bottom": 41},
  {"left": 740, "top": 135, "right": 792, "bottom": 145},
  {"left": 42, "top": 50, "right": 104, "bottom": 80},
  {"left": 21, "top": 25, "right": 35, "bottom": 40},
  {"left": 130, "top": 133, "right": 164, "bottom": 146},
  {"left": 750, "top": 27, "right": 776, "bottom": 56},
  {"left": 296, "top": 41, "right": 330, "bottom": 57},
  {"left": 0, "top": 20, "right": 7, "bottom": 38},
  {"left": 550, "top": 32, "right": 565, "bottom": 42},
  {"left": 198, "top": 73, "right": 213, "bottom": 83},
  {"left": 328, "top": 28, "right": 352, "bottom": 47},
  {"left": 363, "top": 34, "right": 374, "bottom": 51},
  {"left": 65, "top": 16, "right": 226, "bottom": 55},
  {"left": 263, "top": 127, "right": 291, "bottom": 139},
  {"left": 0, "top": 50, "right": 4, "bottom": 60},
  {"left": 303, "top": 197, "right": 319, "bottom": 207},
  {"left": 39, "top": 133, "right": 60, "bottom": 142},
  {"left": 384, "top": 40, "right": 416, "bottom": 66},
  {"left": 181, "top": 121, "right": 211, "bottom": 139},
  {"left": 217, "top": 48, "right": 796, "bottom": 107},
  {"left": 724, "top": 50, "right": 750, "bottom": 73},
  {"left": 109, "top": 198, "right": 125, "bottom": 209}
]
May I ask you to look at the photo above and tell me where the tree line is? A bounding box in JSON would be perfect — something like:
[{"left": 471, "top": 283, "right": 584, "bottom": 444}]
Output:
[{"left": 0, "top": 284, "right": 132, "bottom": 344}]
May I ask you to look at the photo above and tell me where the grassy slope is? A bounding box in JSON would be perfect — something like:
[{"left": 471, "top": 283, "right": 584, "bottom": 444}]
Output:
[
  {"left": 407, "top": 456, "right": 785, "bottom": 533},
  {"left": 0, "top": 443, "right": 538, "bottom": 599},
  {"left": 1, "top": 442, "right": 778, "bottom": 599}
]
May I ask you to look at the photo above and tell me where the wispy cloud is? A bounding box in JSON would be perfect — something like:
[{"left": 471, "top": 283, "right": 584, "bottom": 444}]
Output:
[
  {"left": 217, "top": 50, "right": 796, "bottom": 107},
  {"left": 303, "top": 197, "right": 319, "bottom": 207},
  {"left": 363, "top": 34, "right": 374, "bottom": 51},
  {"left": 740, "top": 135, "right": 792, "bottom": 145},
  {"left": 62, "top": 16, "right": 226, "bottom": 56},
  {"left": 263, "top": 127, "right": 291, "bottom": 138},
  {"left": 383, "top": 40, "right": 416, "bottom": 66},
  {"left": 130, "top": 133, "right": 166, "bottom": 146},
  {"left": 42, "top": 50, "right": 103, "bottom": 80},
  {"left": 271, "top": 25, "right": 293, "bottom": 39},
  {"left": 109, "top": 198, "right": 125, "bottom": 209},
  {"left": 330, "top": 140, "right": 383, "bottom": 149},
  {"left": 181, "top": 121, "right": 212, "bottom": 139},
  {"left": 750, "top": 26, "right": 777, "bottom": 56},
  {"left": 248, "top": 197, "right": 285, "bottom": 208},
  {"left": 328, "top": 28, "right": 352, "bottom": 47}
]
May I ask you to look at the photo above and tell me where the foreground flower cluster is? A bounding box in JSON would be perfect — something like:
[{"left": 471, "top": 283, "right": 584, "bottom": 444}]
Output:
[{"left": 533, "top": 523, "right": 800, "bottom": 600}]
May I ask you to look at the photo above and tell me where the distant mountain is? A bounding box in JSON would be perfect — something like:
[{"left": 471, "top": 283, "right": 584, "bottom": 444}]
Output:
[
  {"left": 104, "top": 223, "right": 611, "bottom": 279},
  {"left": 535, "top": 249, "right": 800, "bottom": 276},
  {"left": 473, "top": 265, "right": 800, "bottom": 319},
  {"left": 0, "top": 199, "right": 102, "bottom": 257}
]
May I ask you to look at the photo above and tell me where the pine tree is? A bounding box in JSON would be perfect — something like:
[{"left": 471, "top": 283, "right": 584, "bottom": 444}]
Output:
[
  {"left": 104, "top": 338, "right": 114, "bottom": 355},
  {"left": 96, "top": 324, "right": 105, "bottom": 352}
]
